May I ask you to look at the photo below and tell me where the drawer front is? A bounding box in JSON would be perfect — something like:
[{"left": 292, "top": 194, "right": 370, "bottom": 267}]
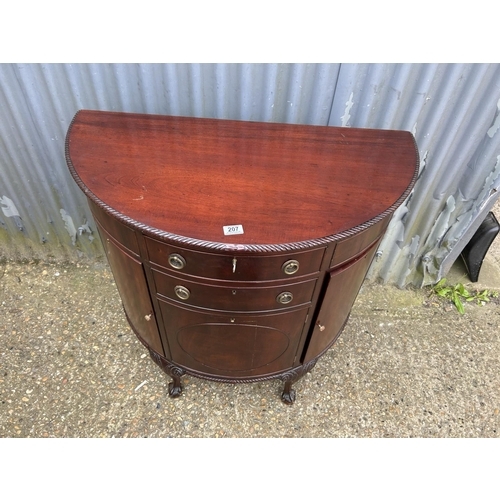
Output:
[
  {"left": 90, "top": 201, "right": 140, "bottom": 256},
  {"left": 145, "top": 236, "right": 325, "bottom": 281},
  {"left": 330, "top": 217, "right": 389, "bottom": 268},
  {"left": 157, "top": 298, "right": 309, "bottom": 377},
  {"left": 152, "top": 268, "right": 317, "bottom": 312}
]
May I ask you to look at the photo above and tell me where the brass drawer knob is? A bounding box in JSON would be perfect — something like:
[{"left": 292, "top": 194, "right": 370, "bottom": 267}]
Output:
[
  {"left": 282, "top": 259, "right": 299, "bottom": 275},
  {"left": 174, "top": 285, "right": 190, "bottom": 300},
  {"left": 169, "top": 253, "right": 186, "bottom": 270},
  {"left": 276, "top": 291, "right": 293, "bottom": 304}
]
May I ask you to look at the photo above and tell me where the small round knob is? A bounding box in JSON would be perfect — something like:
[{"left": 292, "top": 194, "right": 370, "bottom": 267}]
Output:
[
  {"left": 282, "top": 260, "right": 299, "bottom": 275},
  {"left": 168, "top": 253, "right": 186, "bottom": 270},
  {"left": 276, "top": 291, "right": 293, "bottom": 305},
  {"left": 174, "top": 285, "right": 190, "bottom": 300},
  {"left": 317, "top": 322, "right": 326, "bottom": 332}
]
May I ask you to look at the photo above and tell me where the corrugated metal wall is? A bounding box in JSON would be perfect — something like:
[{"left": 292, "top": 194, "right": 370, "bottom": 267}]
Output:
[{"left": 1, "top": 63, "right": 499, "bottom": 286}]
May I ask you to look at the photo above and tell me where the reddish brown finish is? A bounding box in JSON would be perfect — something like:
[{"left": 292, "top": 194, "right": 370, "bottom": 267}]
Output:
[
  {"left": 330, "top": 217, "right": 389, "bottom": 267},
  {"left": 157, "top": 298, "right": 309, "bottom": 377},
  {"left": 65, "top": 110, "right": 419, "bottom": 403},
  {"left": 96, "top": 221, "right": 164, "bottom": 355},
  {"left": 152, "top": 268, "right": 318, "bottom": 312},
  {"left": 145, "top": 236, "right": 325, "bottom": 280},
  {"left": 66, "top": 110, "right": 417, "bottom": 248},
  {"left": 90, "top": 202, "right": 141, "bottom": 256},
  {"left": 304, "top": 240, "right": 381, "bottom": 363}
]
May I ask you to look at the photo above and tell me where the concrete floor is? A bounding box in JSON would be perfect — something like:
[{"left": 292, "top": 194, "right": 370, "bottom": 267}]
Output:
[{"left": 1, "top": 205, "right": 499, "bottom": 438}]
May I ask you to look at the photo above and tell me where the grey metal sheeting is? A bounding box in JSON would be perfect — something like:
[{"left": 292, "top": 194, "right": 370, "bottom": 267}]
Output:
[{"left": 1, "top": 63, "right": 499, "bottom": 286}]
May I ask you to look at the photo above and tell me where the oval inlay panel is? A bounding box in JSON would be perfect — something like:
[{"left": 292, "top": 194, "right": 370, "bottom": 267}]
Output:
[{"left": 177, "top": 323, "right": 290, "bottom": 372}]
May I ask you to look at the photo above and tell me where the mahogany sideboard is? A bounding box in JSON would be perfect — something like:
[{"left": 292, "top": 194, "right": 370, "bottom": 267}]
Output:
[{"left": 65, "top": 110, "right": 419, "bottom": 404}]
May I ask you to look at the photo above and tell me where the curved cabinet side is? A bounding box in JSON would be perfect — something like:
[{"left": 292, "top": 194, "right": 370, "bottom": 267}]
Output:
[
  {"left": 93, "top": 216, "right": 165, "bottom": 356},
  {"left": 303, "top": 240, "right": 380, "bottom": 363}
]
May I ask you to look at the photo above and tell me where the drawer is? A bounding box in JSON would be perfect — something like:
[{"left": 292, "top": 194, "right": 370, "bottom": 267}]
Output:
[
  {"left": 145, "top": 236, "right": 325, "bottom": 281},
  {"left": 90, "top": 201, "right": 140, "bottom": 256},
  {"left": 152, "top": 268, "right": 318, "bottom": 312},
  {"left": 330, "top": 217, "right": 389, "bottom": 268}
]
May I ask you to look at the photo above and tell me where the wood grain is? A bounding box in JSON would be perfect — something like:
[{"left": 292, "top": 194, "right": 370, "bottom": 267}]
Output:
[
  {"left": 65, "top": 110, "right": 420, "bottom": 402},
  {"left": 66, "top": 110, "right": 418, "bottom": 247}
]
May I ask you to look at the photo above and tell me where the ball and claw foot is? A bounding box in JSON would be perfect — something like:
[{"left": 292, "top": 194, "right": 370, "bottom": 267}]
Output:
[
  {"left": 279, "top": 359, "right": 317, "bottom": 404},
  {"left": 168, "top": 380, "right": 183, "bottom": 398},
  {"left": 149, "top": 350, "right": 186, "bottom": 399},
  {"left": 281, "top": 387, "right": 296, "bottom": 405}
]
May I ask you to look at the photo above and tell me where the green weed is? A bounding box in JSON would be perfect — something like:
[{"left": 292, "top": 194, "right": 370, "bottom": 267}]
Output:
[{"left": 431, "top": 278, "right": 498, "bottom": 314}]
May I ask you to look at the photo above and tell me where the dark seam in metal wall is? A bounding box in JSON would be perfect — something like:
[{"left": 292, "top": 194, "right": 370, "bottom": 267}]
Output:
[{"left": 326, "top": 63, "right": 342, "bottom": 127}]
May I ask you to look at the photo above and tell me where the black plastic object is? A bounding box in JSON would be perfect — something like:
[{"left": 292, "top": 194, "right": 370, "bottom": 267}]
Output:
[{"left": 461, "top": 211, "right": 500, "bottom": 282}]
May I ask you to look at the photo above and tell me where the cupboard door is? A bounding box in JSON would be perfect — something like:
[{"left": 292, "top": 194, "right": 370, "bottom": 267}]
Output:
[
  {"left": 157, "top": 298, "right": 309, "bottom": 378},
  {"left": 99, "top": 226, "right": 165, "bottom": 356},
  {"left": 303, "top": 242, "right": 379, "bottom": 363}
]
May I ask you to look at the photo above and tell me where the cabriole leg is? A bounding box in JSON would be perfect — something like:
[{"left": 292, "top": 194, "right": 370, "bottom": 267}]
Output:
[
  {"left": 149, "top": 349, "right": 186, "bottom": 398},
  {"left": 167, "top": 369, "right": 183, "bottom": 398},
  {"left": 281, "top": 380, "right": 296, "bottom": 405},
  {"left": 279, "top": 359, "right": 318, "bottom": 405}
]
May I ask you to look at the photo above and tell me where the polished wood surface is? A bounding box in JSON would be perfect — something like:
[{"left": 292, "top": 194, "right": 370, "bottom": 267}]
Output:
[
  {"left": 152, "top": 268, "right": 318, "bottom": 312},
  {"left": 145, "top": 235, "right": 325, "bottom": 280},
  {"left": 95, "top": 220, "right": 164, "bottom": 355},
  {"left": 67, "top": 110, "right": 418, "bottom": 247},
  {"left": 304, "top": 239, "right": 381, "bottom": 363},
  {"left": 65, "top": 110, "right": 419, "bottom": 403},
  {"left": 157, "top": 298, "right": 310, "bottom": 377}
]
